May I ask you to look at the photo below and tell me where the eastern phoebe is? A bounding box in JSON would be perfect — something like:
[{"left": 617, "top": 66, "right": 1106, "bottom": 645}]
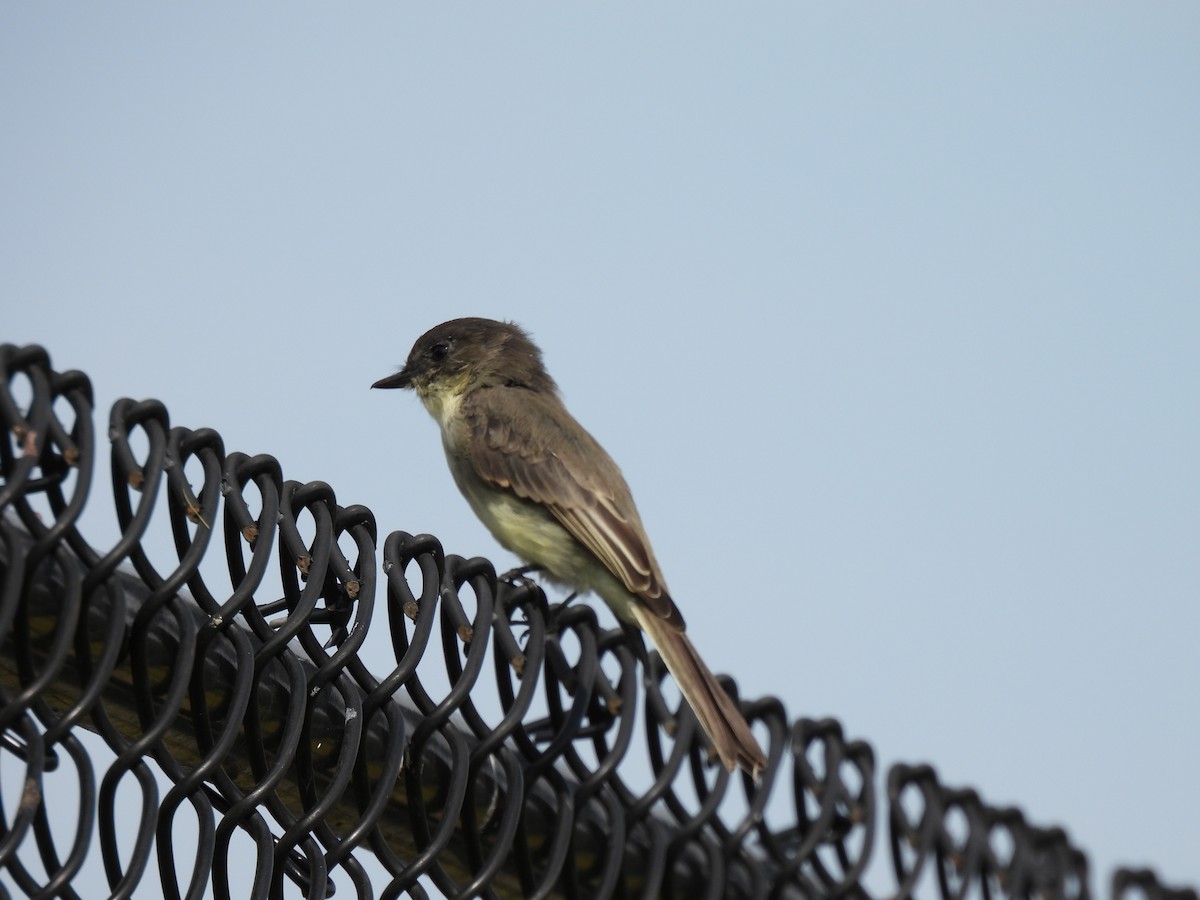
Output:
[{"left": 373, "top": 317, "right": 766, "bottom": 778}]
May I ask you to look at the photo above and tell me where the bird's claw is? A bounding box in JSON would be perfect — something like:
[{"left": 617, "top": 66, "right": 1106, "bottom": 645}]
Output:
[{"left": 499, "top": 564, "right": 541, "bottom": 587}]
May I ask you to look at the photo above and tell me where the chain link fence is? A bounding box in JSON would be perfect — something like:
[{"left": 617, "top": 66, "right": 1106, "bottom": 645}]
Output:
[{"left": 0, "top": 342, "right": 1193, "bottom": 900}]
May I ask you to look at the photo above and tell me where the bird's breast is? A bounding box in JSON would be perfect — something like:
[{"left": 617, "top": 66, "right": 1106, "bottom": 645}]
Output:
[{"left": 450, "top": 462, "right": 575, "bottom": 567}]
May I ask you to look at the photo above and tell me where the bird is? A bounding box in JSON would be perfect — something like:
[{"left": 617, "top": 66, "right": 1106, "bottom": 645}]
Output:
[{"left": 373, "top": 317, "right": 766, "bottom": 778}]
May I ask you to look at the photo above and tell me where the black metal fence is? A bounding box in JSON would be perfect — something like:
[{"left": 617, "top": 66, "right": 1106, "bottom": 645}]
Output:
[{"left": 0, "top": 342, "right": 1193, "bottom": 900}]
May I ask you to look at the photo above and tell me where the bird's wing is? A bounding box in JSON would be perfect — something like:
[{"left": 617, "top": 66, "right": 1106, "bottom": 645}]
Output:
[{"left": 461, "top": 386, "right": 683, "bottom": 628}]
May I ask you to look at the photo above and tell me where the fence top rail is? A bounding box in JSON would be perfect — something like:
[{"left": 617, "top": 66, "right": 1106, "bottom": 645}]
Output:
[{"left": 0, "top": 342, "right": 1190, "bottom": 900}]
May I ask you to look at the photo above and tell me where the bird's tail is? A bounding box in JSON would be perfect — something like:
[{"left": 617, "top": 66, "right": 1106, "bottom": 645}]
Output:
[{"left": 631, "top": 606, "right": 767, "bottom": 779}]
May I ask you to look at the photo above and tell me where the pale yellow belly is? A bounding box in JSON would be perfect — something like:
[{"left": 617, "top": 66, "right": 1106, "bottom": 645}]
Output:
[{"left": 445, "top": 448, "right": 638, "bottom": 622}]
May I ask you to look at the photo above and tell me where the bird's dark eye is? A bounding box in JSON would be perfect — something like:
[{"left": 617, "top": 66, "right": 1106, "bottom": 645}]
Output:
[{"left": 429, "top": 341, "right": 450, "bottom": 362}]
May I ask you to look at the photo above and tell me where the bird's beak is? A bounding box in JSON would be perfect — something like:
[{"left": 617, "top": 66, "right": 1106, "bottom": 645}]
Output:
[{"left": 371, "top": 367, "right": 415, "bottom": 390}]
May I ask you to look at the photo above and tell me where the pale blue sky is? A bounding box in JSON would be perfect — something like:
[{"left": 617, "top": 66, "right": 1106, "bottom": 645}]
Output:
[{"left": 3, "top": 4, "right": 1198, "bottom": 894}]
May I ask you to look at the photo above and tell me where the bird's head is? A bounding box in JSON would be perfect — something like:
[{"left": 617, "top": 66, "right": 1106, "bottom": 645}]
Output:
[{"left": 372, "top": 317, "right": 557, "bottom": 403}]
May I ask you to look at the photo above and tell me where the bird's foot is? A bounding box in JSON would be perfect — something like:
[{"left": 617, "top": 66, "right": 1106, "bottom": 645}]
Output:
[
  {"left": 500, "top": 566, "right": 542, "bottom": 642},
  {"left": 499, "top": 564, "right": 541, "bottom": 587},
  {"left": 546, "top": 592, "right": 584, "bottom": 626},
  {"left": 619, "top": 621, "right": 651, "bottom": 666}
]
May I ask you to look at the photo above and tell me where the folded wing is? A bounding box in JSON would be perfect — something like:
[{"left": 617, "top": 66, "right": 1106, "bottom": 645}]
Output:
[{"left": 462, "top": 386, "right": 683, "bottom": 630}]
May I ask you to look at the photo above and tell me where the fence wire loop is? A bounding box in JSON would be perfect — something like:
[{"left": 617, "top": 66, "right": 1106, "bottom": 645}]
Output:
[{"left": 0, "top": 343, "right": 1189, "bottom": 900}]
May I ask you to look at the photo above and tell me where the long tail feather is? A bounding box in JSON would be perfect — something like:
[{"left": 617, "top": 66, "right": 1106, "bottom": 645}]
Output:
[{"left": 631, "top": 606, "right": 766, "bottom": 779}]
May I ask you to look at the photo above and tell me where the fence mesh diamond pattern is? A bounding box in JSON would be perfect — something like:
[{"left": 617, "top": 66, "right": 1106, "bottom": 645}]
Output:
[{"left": 0, "top": 343, "right": 1192, "bottom": 900}]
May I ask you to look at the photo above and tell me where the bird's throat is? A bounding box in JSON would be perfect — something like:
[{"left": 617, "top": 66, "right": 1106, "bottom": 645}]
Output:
[{"left": 417, "top": 374, "right": 471, "bottom": 431}]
